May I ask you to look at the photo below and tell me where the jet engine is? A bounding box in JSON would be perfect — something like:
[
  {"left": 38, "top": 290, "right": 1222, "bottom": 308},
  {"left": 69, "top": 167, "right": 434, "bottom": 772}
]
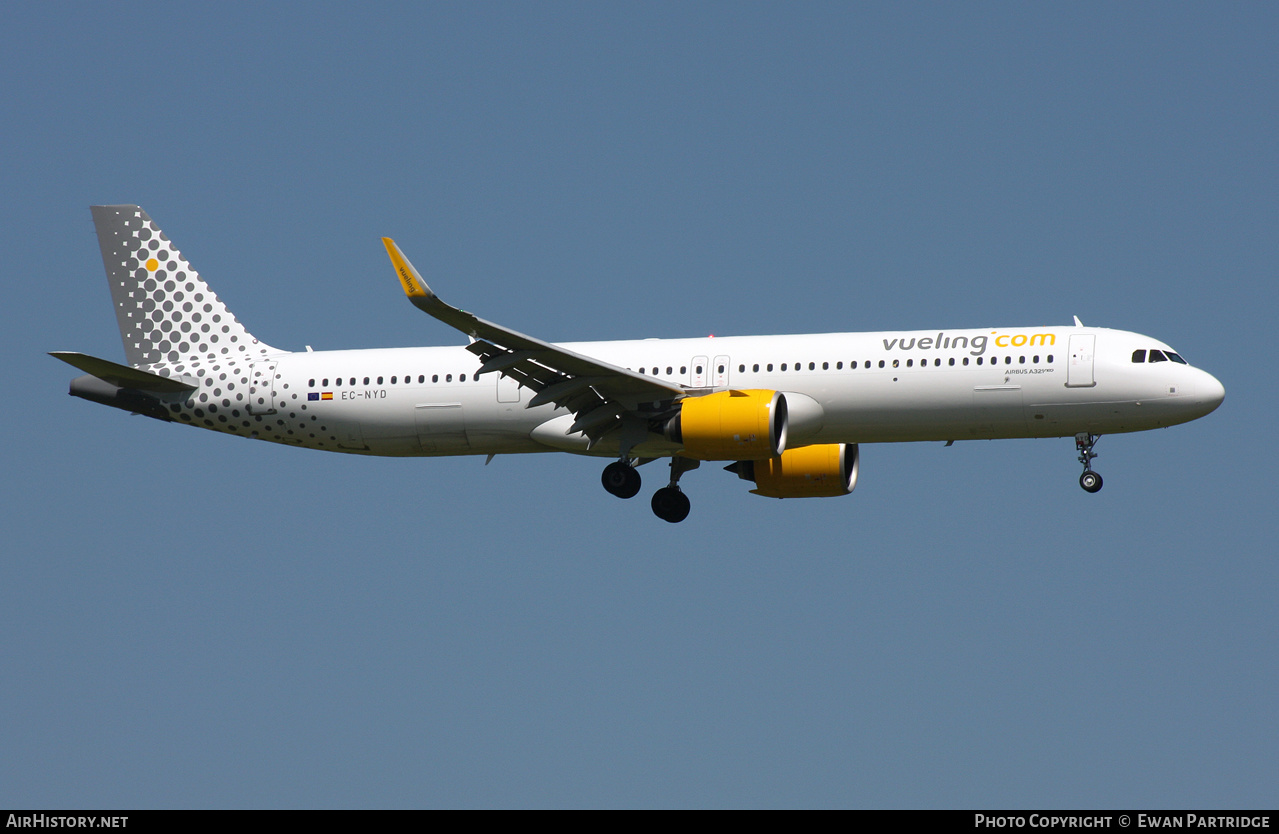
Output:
[
  {"left": 727, "top": 443, "right": 859, "bottom": 498},
  {"left": 665, "top": 389, "right": 787, "bottom": 461}
]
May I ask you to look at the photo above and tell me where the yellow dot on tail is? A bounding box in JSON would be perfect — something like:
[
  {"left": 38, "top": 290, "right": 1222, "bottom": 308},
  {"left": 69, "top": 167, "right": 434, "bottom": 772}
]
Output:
[{"left": 146, "top": 258, "right": 159, "bottom": 271}]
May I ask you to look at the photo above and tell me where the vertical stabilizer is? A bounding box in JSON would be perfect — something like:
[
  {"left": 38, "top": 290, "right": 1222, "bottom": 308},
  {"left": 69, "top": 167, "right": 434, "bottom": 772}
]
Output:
[{"left": 91, "top": 205, "right": 278, "bottom": 367}]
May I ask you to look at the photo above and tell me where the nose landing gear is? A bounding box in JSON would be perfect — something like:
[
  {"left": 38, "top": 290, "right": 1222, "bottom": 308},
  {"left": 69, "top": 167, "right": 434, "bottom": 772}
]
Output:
[{"left": 1076, "top": 433, "right": 1103, "bottom": 493}]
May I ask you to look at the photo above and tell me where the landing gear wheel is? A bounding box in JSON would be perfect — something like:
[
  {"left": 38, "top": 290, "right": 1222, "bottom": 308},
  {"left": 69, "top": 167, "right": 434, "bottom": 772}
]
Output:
[
  {"left": 602, "top": 461, "right": 641, "bottom": 499},
  {"left": 1075, "top": 433, "right": 1103, "bottom": 494},
  {"left": 651, "top": 486, "right": 691, "bottom": 523}
]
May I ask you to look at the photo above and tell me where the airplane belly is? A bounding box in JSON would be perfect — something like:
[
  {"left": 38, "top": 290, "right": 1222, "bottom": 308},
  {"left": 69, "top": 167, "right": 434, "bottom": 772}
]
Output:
[
  {"left": 334, "top": 419, "right": 369, "bottom": 451},
  {"left": 820, "top": 374, "right": 1006, "bottom": 442},
  {"left": 969, "top": 385, "right": 1028, "bottom": 437},
  {"left": 361, "top": 406, "right": 424, "bottom": 455},
  {"left": 415, "top": 402, "right": 470, "bottom": 453}
]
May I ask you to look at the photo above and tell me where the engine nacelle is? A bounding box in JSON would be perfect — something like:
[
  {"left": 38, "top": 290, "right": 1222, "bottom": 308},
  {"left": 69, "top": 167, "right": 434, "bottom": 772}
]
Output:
[
  {"left": 728, "top": 443, "right": 859, "bottom": 498},
  {"left": 666, "top": 389, "right": 787, "bottom": 461}
]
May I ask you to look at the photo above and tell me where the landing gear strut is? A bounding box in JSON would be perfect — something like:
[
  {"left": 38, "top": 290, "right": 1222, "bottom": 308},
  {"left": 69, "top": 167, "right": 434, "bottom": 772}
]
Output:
[
  {"left": 1075, "top": 433, "right": 1103, "bottom": 493},
  {"left": 601, "top": 459, "right": 641, "bottom": 499},
  {"left": 651, "top": 457, "right": 699, "bottom": 523}
]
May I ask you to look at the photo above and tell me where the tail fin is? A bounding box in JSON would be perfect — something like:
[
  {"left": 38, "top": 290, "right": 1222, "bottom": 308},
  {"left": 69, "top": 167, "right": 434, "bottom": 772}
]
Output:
[{"left": 91, "top": 205, "right": 279, "bottom": 367}]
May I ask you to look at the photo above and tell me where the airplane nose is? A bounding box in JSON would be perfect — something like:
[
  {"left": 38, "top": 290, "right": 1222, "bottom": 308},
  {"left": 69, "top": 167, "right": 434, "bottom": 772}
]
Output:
[{"left": 1198, "top": 371, "right": 1225, "bottom": 413}]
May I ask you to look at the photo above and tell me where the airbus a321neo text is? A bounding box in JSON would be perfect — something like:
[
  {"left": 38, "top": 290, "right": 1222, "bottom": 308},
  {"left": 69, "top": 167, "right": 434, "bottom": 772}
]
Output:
[{"left": 53, "top": 206, "right": 1225, "bottom": 522}]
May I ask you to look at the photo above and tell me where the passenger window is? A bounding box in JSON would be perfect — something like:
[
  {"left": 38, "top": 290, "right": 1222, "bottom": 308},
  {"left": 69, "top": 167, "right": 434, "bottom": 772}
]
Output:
[
  {"left": 364, "top": 377, "right": 370, "bottom": 385},
  {"left": 837, "top": 362, "right": 843, "bottom": 370},
  {"left": 377, "top": 376, "right": 384, "bottom": 384},
  {"left": 335, "top": 378, "right": 342, "bottom": 386},
  {"left": 668, "top": 367, "right": 674, "bottom": 375},
  {"left": 878, "top": 360, "right": 884, "bottom": 368},
  {"left": 893, "top": 359, "right": 900, "bottom": 368},
  {"left": 976, "top": 357, "right": 983, "bottom": 365},
  {"left": 308, "top": 379, "right": 315, "bottom": 387},
  {"left": 1148, "top": 350, "right": 1167, "bottom": 363},
  {"left": 1132, "top": 350, "right": 1146, "bottom": 363},
  {"left": 781, "top": 363, "right": 787, "bottom": 371},
  {"left": 767, "top": 364, "right": 773, "bottom": 372},
  {"left": 349, "top": 378, "right": 355, "bottom": 385},
  {"left": 822, "top": 362, "right": 828, "bottom": 370},
  {"left": 718, "top": 365, "right": 725, "bottom": 374},
  {"left": 1033, "top": 355, "right": 1039, "bottom": 363},
  {"left": 753, "top": 364, "right": 760, "bottom": 372},
  {"left": 1019, "top": 356, "right": 1025, "bottom": 364},
  {"left": 681, "top": 366, "right": 687, "bottom": 374},
  {"left": 460, "top": 374, "right": 467, "bottom": 381},
  {"left": 809, "top": 362, "right": 816, "bottom": 370},
  {"left": 906, "top": 359, "right": 913, "bottom": 367},
  {"left": 322, "top": 378, "right": 329, "bottom": 386},
  {"left": 446, "top": 374, "right": 452, "bottom": 382},
  {"left": 935, "top": 358, "right": 941, "bottom": 366},
  {"left": 948, "top": 358, "right": 955, "bottom": 366},
  {"left": 432, "top": 374, "right": 438, "bottom": 383},
  {"left": 1047, "top": 355, "right": 1054, "bottom": 363},
  {"left": 962, "top": 358, "right": 969, "bottom": 366},
  {"left": 391, "top": 376, "right": 397, "bottom": 384}
]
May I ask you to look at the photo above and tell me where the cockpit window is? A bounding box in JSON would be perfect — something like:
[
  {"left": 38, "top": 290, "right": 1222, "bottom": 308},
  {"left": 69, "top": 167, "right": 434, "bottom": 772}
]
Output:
[{"left": 1136, "top": 347, "right": 1189, "bottom": 365}]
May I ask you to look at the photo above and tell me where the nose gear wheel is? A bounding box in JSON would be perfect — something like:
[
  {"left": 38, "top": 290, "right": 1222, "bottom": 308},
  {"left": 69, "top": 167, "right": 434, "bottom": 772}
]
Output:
[{"left": 1075, "top": 434, "right": 1103, "bottom": 493}]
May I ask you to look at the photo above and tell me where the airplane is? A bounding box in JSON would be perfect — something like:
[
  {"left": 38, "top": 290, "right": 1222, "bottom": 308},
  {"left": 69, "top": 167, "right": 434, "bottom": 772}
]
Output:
[{"left": 53, "top": 205, "right": 1225, "bottom": 522}]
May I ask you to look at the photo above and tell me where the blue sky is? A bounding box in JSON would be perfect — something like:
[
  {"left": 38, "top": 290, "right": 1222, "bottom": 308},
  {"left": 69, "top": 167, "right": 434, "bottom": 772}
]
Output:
[{"left": 3, "top": 2, "right": 1276, "bottom": 808}]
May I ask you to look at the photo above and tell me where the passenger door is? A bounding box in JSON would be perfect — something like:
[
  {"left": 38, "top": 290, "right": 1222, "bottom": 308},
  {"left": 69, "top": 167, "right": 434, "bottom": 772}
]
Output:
[
  {"left": 690, "top": 355, "right": 708, "bottom": 387},
  {"left": 1067, "top": 334, "right": 1096, "bottom": 388},
  {"left": 247, "top": 361, "right": 277, "bottom": 415},
  {"left": 712, "top": 355, "right": 731, "bottom": 388}
]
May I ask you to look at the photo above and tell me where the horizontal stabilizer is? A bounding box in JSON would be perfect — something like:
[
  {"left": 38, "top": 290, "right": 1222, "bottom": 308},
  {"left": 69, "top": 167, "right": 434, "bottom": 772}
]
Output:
[{"left": 49, "top": 352, "right": 196, "bottom": 393}]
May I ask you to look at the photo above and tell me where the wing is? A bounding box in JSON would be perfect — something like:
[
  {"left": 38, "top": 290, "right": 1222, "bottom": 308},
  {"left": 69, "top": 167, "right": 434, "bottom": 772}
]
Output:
[{"left": 382, "top": 239, "right": 686, "bottom": 443}]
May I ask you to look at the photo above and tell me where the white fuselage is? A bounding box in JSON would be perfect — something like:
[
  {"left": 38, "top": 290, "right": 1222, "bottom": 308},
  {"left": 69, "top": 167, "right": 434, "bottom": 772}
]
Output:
[{"left": 218, "top": 324, "right": 1222, "bottom": 458}]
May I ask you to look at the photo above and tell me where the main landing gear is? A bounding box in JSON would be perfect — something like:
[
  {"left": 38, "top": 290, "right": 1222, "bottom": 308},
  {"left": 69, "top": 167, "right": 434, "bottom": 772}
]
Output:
[
  {"left": 651, "top": 457, "right": 698, "bottom": 524},
  {"left": 1076, "top": 433, "right": 1103, "bottom": 493},
  {"left": 600, "top": 456, "right": 699, "bottom": 523},
  {"left": 601, "top": 459, "right": 642, "bottom": 499}
]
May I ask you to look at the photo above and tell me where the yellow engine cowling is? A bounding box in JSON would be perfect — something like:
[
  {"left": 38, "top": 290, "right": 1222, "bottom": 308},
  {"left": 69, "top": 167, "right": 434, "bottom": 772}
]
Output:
[
  {"left": 730, "top": 443, "right": 859, "bottom": 498},
  {"left": 666, "top": 389, "right": 787, "bottom": 461}
]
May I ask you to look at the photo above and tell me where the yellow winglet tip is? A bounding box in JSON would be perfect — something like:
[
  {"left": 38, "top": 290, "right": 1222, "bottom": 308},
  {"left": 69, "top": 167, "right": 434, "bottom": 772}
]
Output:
[{"left": 383, "top": 237, "right": 428, "bottom": 298}]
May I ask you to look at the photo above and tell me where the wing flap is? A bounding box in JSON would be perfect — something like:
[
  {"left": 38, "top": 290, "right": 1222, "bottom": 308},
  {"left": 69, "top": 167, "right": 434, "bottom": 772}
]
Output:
[
  {"left": 383, "top": 238, "right": 686, "bottom": 443},
  {"left": 382, "top": 238, "right": 683, "bottom": 407}
]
